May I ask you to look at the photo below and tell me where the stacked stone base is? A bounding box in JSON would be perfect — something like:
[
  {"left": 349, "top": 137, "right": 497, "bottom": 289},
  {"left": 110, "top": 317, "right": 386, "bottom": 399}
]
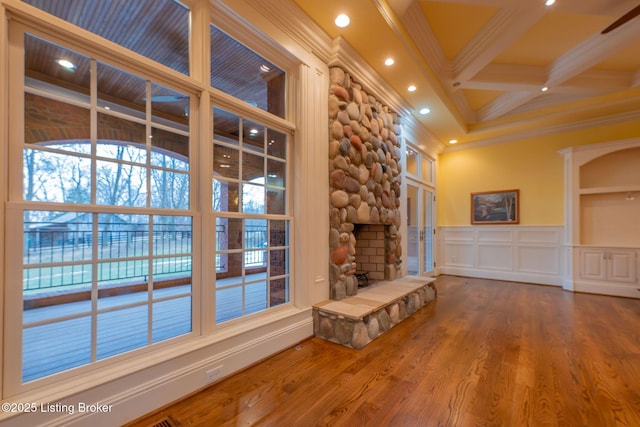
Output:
[{"left": 313, "top": 281, "right": 436, "bottom": 349}]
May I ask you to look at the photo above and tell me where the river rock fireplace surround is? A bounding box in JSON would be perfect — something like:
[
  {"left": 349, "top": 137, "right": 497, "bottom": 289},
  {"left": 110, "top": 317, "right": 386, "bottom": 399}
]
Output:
[
  {"left": 327, "top": 66, "right": 403, "bottom": 301},
  {"left": 314, "top": 66, "right": 436, "bottom": 349}
]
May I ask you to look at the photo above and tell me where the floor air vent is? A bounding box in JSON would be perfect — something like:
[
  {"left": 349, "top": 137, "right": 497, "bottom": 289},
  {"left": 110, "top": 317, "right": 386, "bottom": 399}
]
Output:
[{"left": 149, "top": 416, "right": 179, "bottom": 427}]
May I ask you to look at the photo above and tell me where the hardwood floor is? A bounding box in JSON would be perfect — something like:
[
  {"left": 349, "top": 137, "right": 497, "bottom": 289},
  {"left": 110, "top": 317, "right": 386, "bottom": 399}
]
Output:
[{"left": 126, "top": 275, "right": 640, "bottom": 426}]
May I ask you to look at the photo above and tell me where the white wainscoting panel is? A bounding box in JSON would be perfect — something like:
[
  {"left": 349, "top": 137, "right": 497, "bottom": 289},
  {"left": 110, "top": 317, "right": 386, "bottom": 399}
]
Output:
[
  {"left": 477, "top": 244, "right": 513, "bottom": 271},
  {"left": 518, "top": 246, "right": 561, "bottom": 275},
  {"left": 443, "top": 243, "right": 475, "bottom": 268},
  {"left": 439, "top": 226, "right": 564, "bottom": 286}
]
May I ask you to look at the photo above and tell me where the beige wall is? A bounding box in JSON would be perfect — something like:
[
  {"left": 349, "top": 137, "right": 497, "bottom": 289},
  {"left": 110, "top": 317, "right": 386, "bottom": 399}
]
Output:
[{"left": 437, "top": 121, "right": 640, "bottom": 226}]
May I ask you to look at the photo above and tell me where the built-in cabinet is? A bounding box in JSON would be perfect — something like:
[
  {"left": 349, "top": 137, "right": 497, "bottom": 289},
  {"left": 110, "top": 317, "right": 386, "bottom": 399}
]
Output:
[
  {"left": 561, "top": 138, "right": 640, "bottom": 298},
  {"left": 579, "top": 247, "right": 636, "bottom": 283}
]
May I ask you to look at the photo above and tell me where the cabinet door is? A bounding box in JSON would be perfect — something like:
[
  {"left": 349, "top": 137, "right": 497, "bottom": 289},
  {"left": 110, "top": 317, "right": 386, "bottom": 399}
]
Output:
[
  {"left": 580, "top": 249, "right": 607, "bottom": 281},
  {"left": 608, "top": 250, "right": 637, "bottom": 283}
]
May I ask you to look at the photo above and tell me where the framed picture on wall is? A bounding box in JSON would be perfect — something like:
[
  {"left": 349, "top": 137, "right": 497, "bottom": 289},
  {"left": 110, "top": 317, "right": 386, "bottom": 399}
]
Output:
[{"left": 471, "top": 189, "right": 519, "bottom": 224}]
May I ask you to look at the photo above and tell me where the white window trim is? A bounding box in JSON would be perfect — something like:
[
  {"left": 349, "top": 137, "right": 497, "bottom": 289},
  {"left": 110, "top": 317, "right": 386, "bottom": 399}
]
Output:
[{"left": 0, "top": 2, "right": 328, "bottom": 421}]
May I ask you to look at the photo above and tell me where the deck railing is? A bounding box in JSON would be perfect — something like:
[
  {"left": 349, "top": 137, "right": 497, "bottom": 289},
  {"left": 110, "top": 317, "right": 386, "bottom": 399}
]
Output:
[{"left": 25, "top": 221, "right": 267, "bottom": 291}]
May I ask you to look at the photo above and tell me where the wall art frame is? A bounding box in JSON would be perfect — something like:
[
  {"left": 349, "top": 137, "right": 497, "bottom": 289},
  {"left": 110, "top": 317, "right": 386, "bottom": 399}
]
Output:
[{"left": 471, "top": 189, "right": 519, "bottom": 224}]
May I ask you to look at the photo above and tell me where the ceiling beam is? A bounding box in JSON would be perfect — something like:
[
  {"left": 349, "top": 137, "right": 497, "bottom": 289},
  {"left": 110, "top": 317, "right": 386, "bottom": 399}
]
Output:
[
  {"left": 546, "top": 21, "right": 640, "bottom": 87},
  {"left": 401, "top": 1, "right": 451, "bottom": 79},
  {"left": 476, "top": 17, "right": 640, "bottom": 121},
  {"left": 477, "top": 91, "right": 538, "bottom": 122},
  {"left": 374, "top": 0, "right": 470, "bottom": 132},
  {"left": 400, "top": 2, "right": 476, "bottom": 123},
  {"left": 423, "top": 0, "right": 547, "bottom": 7},
  {"left": 506, "top": 93, "right": 596, "bottom": 115},
  {"left": 452, "top": 6, "right": 547, "bottom": 83},
  {"left": 462, "top": 64, "right": 632, "bottom": 94},
  {"left": 383, "top": 0, "right": 640, "bottom": 128}
]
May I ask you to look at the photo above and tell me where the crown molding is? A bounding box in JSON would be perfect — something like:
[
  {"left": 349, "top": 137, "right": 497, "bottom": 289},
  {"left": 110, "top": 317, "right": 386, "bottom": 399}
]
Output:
[
  {"left": 558, "top": 136, "right": 640, "bottom": 156},
  {"left": 328, "top": 37, "right": 412, "bottom": 118},
  {"left": 231, "top": 0, "right": 334, "bottom": 64},
  {"left": 239, "top": 0, "right": 413, "bottom": 119},
  {"left": 448, "top": 89, "right": 477, "bottom": 124},
  {"left": 445, "top": 109, "right": 640, "bottom": 152},
  {"left": 328, "top": 34, "right": 447, "bottom": 155},
  {"left": 220, "top": 0, "right": 442, "bottom": 153},
  {"left": 401, "top": 115, "right": 446, "bottom": 156}
]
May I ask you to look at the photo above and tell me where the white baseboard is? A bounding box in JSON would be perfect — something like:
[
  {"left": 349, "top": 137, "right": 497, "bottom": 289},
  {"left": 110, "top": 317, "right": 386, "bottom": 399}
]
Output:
[
  {"left": 440, "top": 266, "right": 561, "bottom": 286},
  {"left": 3, "top": 312, "right": 313, "bottom": 427},
  {"left": 574, "top": 281, "right": 640, "bottom": 299}
]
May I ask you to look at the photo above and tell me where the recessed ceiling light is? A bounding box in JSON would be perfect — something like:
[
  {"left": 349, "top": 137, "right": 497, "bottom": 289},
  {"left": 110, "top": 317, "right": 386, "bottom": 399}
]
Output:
[
  {"left": 449, "top": 139, "right": 458, "bottom": 144},
  {"left": 408, "top": 85, "right": 416, "bottom": 92},
  {"left": 545, "top": 0, "right": 555, "bottom": 6},
  {"left": 541, "top": 86, "right": 549, "bottom": 92},
  {"left": 259, "top": 64, "right": 271, "bottom": 73},
  {"left": 335, "top": 14, "right": 350, "bottom": 28},
  {"left": 419, "top": 107, "right": 431, "bottom": 115},
  {"left": 384, "top": 58, "right": 394, "bottom": 66},
  {"left": 249, "top": 128, "right": 259, "bottom": 135},
  {"left": 103, "top": 106, "right": 111, "bottom": 110},
  {"left": 57, "top": 59, "right": 76, "bottom": 70}
]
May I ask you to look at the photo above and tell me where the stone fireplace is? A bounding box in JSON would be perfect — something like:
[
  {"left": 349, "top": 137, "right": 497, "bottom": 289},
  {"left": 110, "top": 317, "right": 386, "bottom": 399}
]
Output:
[
  {"left": 313, "top": 66, "right": 436, "bottom": 350},
  {"left": 328, "top": 66, "right": 403, "bottom": 301}
]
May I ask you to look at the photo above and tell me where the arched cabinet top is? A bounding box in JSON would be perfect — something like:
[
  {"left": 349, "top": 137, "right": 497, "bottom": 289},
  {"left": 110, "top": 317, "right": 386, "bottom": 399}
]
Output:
[
  {"left": 580, "top": 146, "right": 640, "bottom": 189},
  {"left": 559, "top": 137, "right": 640, "bottom": 167}
]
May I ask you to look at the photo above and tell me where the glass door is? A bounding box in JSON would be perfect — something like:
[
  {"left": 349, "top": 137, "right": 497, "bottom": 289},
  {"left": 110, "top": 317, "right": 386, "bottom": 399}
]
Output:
[
  {"left": 406, "top": 182, "right": 435, "bottom": 276},
  {"left": 405, "top": 144, "right": 435, "bottom": 277},
  {"left": 422, "top": 188, "right": 435, "bottom": 275},
  {"left": 407, "top": 183, "right": 420, "bottom": 275}
]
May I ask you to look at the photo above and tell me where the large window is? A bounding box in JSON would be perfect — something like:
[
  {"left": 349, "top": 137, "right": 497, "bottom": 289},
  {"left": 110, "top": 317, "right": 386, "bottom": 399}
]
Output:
[
  {"left": 209, "top": 25, "right": 290, "bottom": 324},
  {"left": 17, "top": 33, "right": 193, "bottom": 383},
  {"left": 210, "top": 25, "right": 286, "bottom": 118},
  {"left": 6, "top": 4, "right": 294, "bottom": 393},
  {"left": 212, "top": 107, "right": 290, "bottom": 323}
]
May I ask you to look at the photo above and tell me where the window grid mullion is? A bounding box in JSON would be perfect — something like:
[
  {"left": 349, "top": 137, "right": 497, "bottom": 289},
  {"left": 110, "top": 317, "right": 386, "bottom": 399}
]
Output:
[{"left": 147, "top": 214, "right": 154, "bottom": 345}]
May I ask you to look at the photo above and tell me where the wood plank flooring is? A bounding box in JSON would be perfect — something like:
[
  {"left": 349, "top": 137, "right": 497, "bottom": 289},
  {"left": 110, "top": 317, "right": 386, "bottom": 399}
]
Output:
[{"left": 126, "top": 275, "right": 640, "bottom": 427}]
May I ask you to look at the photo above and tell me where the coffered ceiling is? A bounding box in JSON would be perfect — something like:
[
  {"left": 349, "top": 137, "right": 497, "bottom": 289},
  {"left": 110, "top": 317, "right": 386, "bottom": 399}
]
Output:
[{"left": 292, "top": 0, "right": 640, "bottom": 148}]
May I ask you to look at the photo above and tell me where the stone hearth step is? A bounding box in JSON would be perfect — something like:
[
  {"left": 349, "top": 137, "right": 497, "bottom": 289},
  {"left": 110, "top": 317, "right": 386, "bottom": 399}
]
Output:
[{"left": 313, "top": 276, "right": 437, "bottom": 349}]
